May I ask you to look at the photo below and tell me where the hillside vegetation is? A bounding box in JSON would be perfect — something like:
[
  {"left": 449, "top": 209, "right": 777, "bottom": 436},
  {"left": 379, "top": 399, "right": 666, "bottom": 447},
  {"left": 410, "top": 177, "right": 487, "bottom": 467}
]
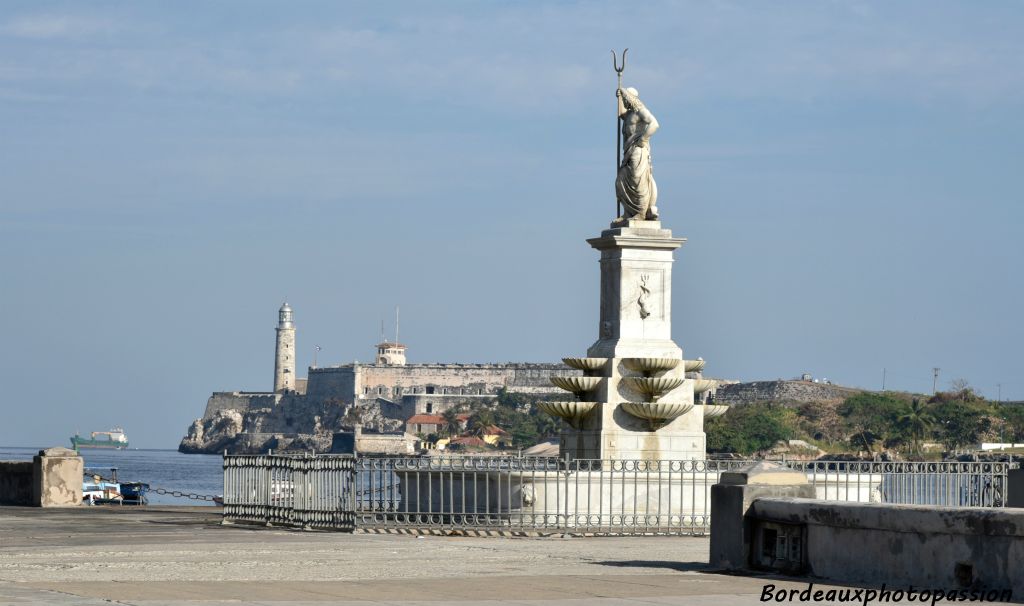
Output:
[{"left": 705, "top": 385, "right": 1023, "bottom": 457}]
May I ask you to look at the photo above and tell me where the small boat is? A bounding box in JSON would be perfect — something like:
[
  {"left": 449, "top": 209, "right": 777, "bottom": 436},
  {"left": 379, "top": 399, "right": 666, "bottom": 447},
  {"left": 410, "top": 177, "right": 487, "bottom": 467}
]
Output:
[
  {"left": 82, "top": 469, "right": 149, "bottom": 505},
  {"left": 83, "top": 477, "right": 123, "bottom": 505},
  {"left": 71, "top": 427, "right": 129, "bottom": 450}
]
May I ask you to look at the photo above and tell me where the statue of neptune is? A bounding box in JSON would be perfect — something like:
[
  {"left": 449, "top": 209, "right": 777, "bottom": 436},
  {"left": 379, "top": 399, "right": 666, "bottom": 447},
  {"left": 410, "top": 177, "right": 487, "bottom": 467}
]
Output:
[{"left": 614, "top": 87, "right": 660, "bottom": 223}]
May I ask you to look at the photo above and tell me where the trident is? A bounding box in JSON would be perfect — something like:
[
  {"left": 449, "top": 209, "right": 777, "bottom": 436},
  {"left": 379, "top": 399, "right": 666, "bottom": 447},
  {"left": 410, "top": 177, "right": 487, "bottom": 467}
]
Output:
[{"left": 611, "top": 48, "right": 628, "bottom": 219}]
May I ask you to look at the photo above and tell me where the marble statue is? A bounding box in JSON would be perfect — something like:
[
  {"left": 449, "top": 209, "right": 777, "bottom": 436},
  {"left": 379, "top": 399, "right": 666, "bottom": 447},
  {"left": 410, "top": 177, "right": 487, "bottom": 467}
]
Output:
[{"left": 614, "top": 87, "right": 660, "bottom": 223}]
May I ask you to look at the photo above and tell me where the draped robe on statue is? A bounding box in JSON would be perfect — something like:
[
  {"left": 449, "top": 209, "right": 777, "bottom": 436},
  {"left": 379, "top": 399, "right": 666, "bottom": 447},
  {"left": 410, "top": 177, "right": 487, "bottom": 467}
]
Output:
[{"left": 615, "top": 89, "right": 659, "bottom": 221}]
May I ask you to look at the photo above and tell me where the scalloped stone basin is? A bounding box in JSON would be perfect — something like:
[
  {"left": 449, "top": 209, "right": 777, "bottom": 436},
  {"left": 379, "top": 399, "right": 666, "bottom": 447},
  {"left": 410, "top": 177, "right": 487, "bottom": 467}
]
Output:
[
  {"left": 622, "top": 357, "right": 680, "bottom": 375},
  {"left": 623, "top": 376, "right": 684, "bottom": 400},
  {"left": 684, "top": 358, "right": 706, "bottom": 373},
  {"left": 536, "top": 401, "right": 598, "bottom": 429},
  {"left": 703, "top": 404, "right": 730, "bottom": 418},
  {"left": 621, "top": 402, "right": 694, "bottom": 427},
  {"left": 562, "top": 357, "right": 608, "bottom": 372},
  {"left": 692, "top": 379, "right": 717, "bottom": 394},
  {"left": 550, "top": 375, "right": 602, "bottom": 395}
]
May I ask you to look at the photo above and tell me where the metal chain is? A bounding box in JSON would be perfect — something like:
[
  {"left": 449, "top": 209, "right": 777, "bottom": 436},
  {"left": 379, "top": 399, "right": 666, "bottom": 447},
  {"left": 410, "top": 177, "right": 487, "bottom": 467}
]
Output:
[
  {"left": 149, "top": 487, "right": 219, "bottom": 502},
  {"left": 87, "top": 473, "right": 220, "bottom": 502}
]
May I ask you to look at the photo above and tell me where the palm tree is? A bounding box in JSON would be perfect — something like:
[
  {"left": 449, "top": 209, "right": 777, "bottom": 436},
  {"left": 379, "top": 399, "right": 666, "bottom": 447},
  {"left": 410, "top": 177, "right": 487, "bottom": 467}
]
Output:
[
  {"left": 439, "top": 409, "right": 462, "bottom": 438},
  {"left": 468, "top": 410, "right": 497, "bottom": 438},
  {"left": 898, "top": 398, "right": 936, "bottom": 456}
]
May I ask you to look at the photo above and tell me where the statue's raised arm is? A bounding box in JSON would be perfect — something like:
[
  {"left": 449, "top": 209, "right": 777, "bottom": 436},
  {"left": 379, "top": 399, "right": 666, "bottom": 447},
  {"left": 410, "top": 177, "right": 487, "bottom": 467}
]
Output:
[{"left": 614, "top": 87, "right": 659, "bottom": 224}]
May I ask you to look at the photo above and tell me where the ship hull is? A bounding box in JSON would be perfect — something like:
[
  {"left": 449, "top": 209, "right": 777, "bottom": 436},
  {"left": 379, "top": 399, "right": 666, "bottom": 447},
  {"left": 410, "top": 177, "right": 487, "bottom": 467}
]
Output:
[{"left": 70, "top": 437, "right": 129, "bottom": 450}]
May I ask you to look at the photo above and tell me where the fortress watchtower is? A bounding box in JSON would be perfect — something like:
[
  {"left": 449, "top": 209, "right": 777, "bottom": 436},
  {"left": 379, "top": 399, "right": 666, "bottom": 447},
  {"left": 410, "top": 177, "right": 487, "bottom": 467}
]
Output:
[
  {"left": 274, "top": 303, "right": 296, "bottom": 392},
  {"left": 375, "top": 342, "right": 406, "bottom": 366}
]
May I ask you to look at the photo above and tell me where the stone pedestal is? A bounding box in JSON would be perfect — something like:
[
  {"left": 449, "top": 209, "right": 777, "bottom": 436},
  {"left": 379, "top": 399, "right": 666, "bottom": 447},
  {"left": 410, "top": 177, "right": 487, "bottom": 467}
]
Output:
[
  {"left": 557, "top": 219, "right": 704, "bottom": 461},
  {"left": 587, "top": 220, "right": 685, "bottom": 359}
]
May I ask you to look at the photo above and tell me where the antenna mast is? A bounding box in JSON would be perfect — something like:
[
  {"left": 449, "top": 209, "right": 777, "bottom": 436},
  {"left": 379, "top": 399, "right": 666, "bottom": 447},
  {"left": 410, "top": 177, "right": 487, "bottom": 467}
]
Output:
[{"left": 395, "top": 306, "right": 400, "bottom": 344}]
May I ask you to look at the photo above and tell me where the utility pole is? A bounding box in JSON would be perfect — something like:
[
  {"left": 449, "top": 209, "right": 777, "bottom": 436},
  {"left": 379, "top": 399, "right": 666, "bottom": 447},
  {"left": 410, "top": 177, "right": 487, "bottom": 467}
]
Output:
[
  {"left": 882, "top": 368, "right": 886, "bottom": 391},
  {"left": 997, "top": 383, "right": 1002, "bottom": 403},
  {"left": 932, "top": 367, "right": 941, "bottom": 394}
]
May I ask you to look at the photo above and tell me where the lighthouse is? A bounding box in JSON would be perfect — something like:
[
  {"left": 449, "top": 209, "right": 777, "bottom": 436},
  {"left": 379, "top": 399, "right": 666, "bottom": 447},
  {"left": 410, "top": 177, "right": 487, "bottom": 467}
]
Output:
[{"left": 274, "top": 302, "right": 296, "bottom": 393}]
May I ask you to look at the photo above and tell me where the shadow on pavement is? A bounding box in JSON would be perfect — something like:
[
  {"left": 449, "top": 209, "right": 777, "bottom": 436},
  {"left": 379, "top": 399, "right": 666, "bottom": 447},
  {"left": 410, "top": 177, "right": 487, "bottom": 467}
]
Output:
[{"left": 596, "top": 560, "right": 708, "bottom": 572}]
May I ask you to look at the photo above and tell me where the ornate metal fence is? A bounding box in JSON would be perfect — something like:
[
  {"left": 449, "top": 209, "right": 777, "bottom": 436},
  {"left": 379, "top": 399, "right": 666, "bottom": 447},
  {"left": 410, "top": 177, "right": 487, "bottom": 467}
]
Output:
[
  {"left": 354, "top": 457, "right": 750, "bottom": 535},
  {"left": 787, "top": 460, "right": 1011, "bottom": 507},
  {"left": 222, "top": 454, "right": 356, "bottom": 531},
  {"left": 222, "top": 455, "right": 1015, "bottom": 535}
]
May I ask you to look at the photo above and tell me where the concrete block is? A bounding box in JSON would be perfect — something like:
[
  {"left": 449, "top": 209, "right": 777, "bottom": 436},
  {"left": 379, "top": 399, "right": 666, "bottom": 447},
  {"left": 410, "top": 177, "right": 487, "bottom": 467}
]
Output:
[
  {"left": 709, "top": 462, "right": 815, "bottom": 570},
  {"left": 32, "top": 447, "right": 82, "bottom": 507},
  {"left": 720, "top": 461, "right": 808, "bottom": 486}
]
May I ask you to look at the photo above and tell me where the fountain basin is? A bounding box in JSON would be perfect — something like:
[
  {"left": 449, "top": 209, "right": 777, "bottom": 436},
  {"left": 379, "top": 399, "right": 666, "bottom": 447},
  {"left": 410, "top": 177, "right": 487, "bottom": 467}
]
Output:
[
  {"left": 562, "top": 357, "right": 608, "bottom": 372},
  {"left": 622, "top": 376, "right": 684, "bottom": 401},
  {"left": 622, "top": 357, "right": 680, "bottom": 375},
  {"left": 536, "top": 401, "right": 599, "bottom": 429},
  {"left": 702, "top": 404, "right": 730, "bottom": 418},
  {"left": 692, "top": 379, "right": 717, "bottom": 394},
  {"left": 550, "top": 375, "right": 602, "bottom": 395},
  {"left": 683, "top": 358, "right": 706, "bottom": 373},
  {"left": 621, "top": 402, "right": 694, "bottom": 428}
]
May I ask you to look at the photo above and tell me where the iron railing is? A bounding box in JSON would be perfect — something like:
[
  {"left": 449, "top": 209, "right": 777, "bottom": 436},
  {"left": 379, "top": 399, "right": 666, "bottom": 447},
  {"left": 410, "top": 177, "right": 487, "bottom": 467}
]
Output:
[
  {"left": 222, "top": 454, "right": 356, "bottom": 530},
  {"left": 221, "top": 455, "right": 1016, "bottom": 535},
  {"left": 787, "top": 460, "right": 1011, "bottom": 507}
]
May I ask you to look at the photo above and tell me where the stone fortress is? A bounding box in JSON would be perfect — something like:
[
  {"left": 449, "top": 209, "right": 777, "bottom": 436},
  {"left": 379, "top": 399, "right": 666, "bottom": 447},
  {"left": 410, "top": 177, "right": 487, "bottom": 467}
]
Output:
[{"left": 179, "top": 303, "right": 581, "bottom": 454}]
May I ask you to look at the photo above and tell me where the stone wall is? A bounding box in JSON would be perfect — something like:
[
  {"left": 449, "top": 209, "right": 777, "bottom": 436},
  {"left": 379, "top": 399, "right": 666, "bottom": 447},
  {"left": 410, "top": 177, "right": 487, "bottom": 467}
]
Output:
[
  {"left": 396, "top": 394, "right": 496, "bottom": 418},
  {"left": 305, "top": 367, "right": 357, "bottom": 401},
  {"left": 309, "top": 362, "right": 578, "bottom": 404},
  {"left": 0, "top": 449, "right": 82, "bottom": 507},
  {"left": 202, "top": 392, "right": 281, "bottom": 418},
  {"left": 714, "top": 380, "right": 861, "bottom": 405},
  {"left": 0, "top": 461, "right": 33, "bottom": 505},
  {"left": 747, "top": 497, "right": 1023, "bottom": 594},
  {"left": 330, "top": 427, "right": 417, "bottom": 455}
]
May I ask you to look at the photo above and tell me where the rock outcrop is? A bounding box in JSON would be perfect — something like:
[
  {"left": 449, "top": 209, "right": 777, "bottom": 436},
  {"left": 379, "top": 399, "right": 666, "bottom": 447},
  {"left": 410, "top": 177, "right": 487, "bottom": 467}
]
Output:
[
  {"left": 178, "top": 398, "right": 404, "bottom": 455},
  {"left": 178, "top": 409, "right": 243, "bottom": 454},
  {"left": 714, "top": 380, "right": 861, "bottom": 406}
]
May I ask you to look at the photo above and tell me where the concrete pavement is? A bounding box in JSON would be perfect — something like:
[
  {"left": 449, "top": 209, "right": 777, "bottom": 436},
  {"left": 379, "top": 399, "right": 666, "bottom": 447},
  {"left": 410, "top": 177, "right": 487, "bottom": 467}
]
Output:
[{"left": 0, "top": 506, "right": 848, "bottom": 605}]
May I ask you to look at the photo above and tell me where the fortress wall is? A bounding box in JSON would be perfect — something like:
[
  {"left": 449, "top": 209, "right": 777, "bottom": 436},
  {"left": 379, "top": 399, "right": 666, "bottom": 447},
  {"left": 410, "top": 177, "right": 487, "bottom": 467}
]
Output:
[
  {"left": 357, "top": 363, "right": 576, "bottom": 399},
  {"left": 714, "top": 380, "right": 860, "bottom": 406},
  {"left": 395, "top": 394, "right": 496, "bottom": 418},
  {"left": 305, "top": 367, "right": 357, "bottom": 402},
  {"left": 203, "top": 392, "right": 280, "bottom": 418},
  {"left": 509, "top": 365, "right": 581, "bottom": 393},
  {"left": 360, "top": 365, "right": 514, "bottom": 396},
  {"left": 289, "top": 363, "right": 576, "bottom": 408}
]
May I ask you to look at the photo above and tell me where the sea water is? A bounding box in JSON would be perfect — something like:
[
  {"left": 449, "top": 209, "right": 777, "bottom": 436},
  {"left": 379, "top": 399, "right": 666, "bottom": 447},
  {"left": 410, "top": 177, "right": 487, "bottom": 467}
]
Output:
[{"left": 0, "top": 446, "right": 223, "bottom": 506}]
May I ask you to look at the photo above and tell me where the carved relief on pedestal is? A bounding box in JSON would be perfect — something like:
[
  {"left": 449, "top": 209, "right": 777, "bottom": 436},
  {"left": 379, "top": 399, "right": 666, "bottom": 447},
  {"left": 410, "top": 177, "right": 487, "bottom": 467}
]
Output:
[{"left": 637, "top": 274, "right": 652, "bottom": 319}]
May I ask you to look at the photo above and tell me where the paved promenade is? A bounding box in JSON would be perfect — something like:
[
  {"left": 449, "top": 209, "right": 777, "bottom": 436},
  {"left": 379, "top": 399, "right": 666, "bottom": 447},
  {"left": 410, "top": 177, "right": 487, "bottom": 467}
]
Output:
[{"left": 0, "top": 506, "right": 845, "bottom": 605}]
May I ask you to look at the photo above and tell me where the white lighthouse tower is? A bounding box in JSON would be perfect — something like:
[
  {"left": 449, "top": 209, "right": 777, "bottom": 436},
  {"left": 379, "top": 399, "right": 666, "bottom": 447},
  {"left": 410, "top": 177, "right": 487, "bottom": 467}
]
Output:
[{"left": 274, "top": 302, "right": 296, "bottom": 393}]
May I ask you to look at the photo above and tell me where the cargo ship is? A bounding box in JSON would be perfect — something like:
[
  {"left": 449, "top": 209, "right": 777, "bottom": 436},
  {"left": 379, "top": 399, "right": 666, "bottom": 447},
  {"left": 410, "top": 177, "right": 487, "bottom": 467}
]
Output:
[{"left": 70, "top": 428, "right": 129, "bottom": 450}]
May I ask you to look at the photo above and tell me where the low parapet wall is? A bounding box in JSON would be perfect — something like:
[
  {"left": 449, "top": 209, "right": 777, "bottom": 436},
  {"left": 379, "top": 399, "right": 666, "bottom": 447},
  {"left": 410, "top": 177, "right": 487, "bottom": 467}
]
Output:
[
  {"left": 749, "top": 497, "right": 1022, "bottom": 595},
  {"left": 0, "top": 448, "right": 82, "bottom": 507},
  {"left": 0, "top": 461, "right": 33, "bottom": 505}
]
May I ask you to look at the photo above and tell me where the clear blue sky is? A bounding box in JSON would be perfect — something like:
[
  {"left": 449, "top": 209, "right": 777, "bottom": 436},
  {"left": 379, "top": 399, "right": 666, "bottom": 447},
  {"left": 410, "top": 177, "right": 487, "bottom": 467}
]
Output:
[{"left": 2, "top": 2, "right": 1022, "bottom": 448}]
